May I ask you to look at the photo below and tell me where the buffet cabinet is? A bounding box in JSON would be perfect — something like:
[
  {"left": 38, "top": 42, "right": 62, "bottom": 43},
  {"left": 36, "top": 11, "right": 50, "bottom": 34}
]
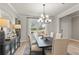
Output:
[{"left": 5, "top": 36, "right": 20, "bottom": 55}]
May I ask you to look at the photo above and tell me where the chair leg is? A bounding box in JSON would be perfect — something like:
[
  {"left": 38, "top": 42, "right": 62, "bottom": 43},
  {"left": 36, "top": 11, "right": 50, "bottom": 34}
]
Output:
[{"left": 29, "top": 44, "right": 31, "bottom": 55}]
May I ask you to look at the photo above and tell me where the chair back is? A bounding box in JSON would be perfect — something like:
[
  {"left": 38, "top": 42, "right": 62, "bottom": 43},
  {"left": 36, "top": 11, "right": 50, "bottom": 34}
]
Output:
[
  {"left": 52, "top": 39, "right": 69, "bottom": 55},
  {"left": 27, "top": 35, "right": 31, "bottom": 46},
  {"left": 50, "top": 32, "right": 54, "bottom": 38},
  {"left": 55, "top": 33, "right": 62, "bottom": 39}
]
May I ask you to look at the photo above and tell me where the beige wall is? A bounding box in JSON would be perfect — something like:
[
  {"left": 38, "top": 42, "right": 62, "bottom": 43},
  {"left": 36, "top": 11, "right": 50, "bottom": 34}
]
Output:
[
  {"left": 59, "top": 14, "right": 79, "bottom": 39},
  {"left": 60, "top": 16, "right": 72, "bottom": 39},
  {"left": 46, "top": 17, "right": 58, "bottom": 34},
  {"left": 0, "top": 4, "right": 16, "bottom": 38},
  {"left": 0, "top": 4, "right": 16, "bottom": 24},
  {"left": 72, "top": 16, "right": 79, "bottom": 39},
  {"left": 47, "top": 15, "right": 72, "bottom": 39}
]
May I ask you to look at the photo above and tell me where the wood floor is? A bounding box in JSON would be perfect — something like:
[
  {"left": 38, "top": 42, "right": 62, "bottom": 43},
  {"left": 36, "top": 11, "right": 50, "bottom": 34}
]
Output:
[
  {"left": 67, "top": 39, "right": 79, "bottom": 55},
  {"left": 14, "top": 41, "right": 42, "bottom": 55},
  {"left": 14, "top": 39, "right": 79, "bottom": 55},
  {"left": 14, "top": 41, "right": 30, "bottom": 55}
]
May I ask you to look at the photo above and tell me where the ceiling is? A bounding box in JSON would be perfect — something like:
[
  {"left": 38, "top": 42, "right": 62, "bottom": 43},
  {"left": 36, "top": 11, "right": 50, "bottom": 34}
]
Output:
[{"left": 11, "top": 3, "right": 77, "bottom": 17}]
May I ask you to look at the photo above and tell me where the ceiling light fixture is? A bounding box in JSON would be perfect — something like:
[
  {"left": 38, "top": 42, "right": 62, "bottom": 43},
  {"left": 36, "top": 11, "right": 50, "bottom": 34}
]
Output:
[{"left": 37, "top": 4, "right": 52, "bottom": 24}]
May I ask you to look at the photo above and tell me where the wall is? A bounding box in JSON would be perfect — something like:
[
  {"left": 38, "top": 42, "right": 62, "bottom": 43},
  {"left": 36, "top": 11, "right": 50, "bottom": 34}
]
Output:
[
  {"left": 60, "top": 16, "right": 72, "bottom": 39},
  {"left": 46, "top": 17, "right": 57, "bottom": 34},
  {"left": 57, "top": 4, "right": 79, "bottom": 39},
  {"left": 0, "top": 3, "right": 17, "bottom": 24},
  {"left": 72, "top": 16, "right": 79, "bottom": 39},
  {"left": 0, "top": 4, "right": 17, "bottom": 38}
]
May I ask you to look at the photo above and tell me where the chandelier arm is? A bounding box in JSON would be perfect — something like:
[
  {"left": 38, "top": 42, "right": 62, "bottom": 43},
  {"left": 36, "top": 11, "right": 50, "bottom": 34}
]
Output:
[
  {"left": 43, "top": 4, "right": 45, "bottom": 17},
  {"left": 43, "top": 4, "right": 46, "bottom": 22}
]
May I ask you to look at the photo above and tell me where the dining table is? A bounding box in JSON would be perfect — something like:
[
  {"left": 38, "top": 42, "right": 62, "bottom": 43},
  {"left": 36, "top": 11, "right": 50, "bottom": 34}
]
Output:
[{"left": 35, "top": 36, "right": 52, "bottom": 55}]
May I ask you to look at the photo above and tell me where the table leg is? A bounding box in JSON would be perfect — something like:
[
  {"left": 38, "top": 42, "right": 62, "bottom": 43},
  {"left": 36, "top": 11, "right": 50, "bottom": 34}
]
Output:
[{"left": 42, "top": 48, "right": 45, "bottom": 55}]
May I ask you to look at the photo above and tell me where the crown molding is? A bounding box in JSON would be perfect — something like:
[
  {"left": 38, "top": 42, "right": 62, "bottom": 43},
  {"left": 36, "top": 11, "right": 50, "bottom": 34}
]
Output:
[{"left": 71, "top": 14, "right": 79, "bottom": 18}]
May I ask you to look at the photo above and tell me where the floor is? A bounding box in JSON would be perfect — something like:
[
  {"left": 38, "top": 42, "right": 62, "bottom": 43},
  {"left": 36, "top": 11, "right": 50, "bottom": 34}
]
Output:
[
  {"left": 67, "top": 39, "right": 79, "bottom": 55},
  {"left": 14, "top": 41, "right": 42, "bottom": 55},
  {"left": 14, "top": 41, "right": 30, "bottom": 55},
  {"left": 14, "top": 38, "right": 79, "bottom": 55}
]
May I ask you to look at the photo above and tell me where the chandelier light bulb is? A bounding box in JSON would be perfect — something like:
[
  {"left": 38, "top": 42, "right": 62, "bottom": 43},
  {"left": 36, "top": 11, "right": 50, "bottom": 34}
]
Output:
[
  {"left": 46, "top": 15, "right": 49, "bottom": 18},
  {"left": 48, "top": 19, "right": 52, "bottom": 22},
  {"left": 45, "top": 19, "right": 48, "bottom": 23},
  {"left": 41, "top": 14, "right": 44, "bottom": 17},
  {"left": 44, "top": 19, "right": 52, "bottom": 23},
  {"left": 41, "top": 19, "right": 44, "bottom": 22},
  {"left": 42, "top": 24, "right": 46, "bottom": 28},
  {"left": 37, "top": 18, "right": 41, "bottom": 22},
  {"left": 38, "top": 18, "right": 44, "bottom": 23}
]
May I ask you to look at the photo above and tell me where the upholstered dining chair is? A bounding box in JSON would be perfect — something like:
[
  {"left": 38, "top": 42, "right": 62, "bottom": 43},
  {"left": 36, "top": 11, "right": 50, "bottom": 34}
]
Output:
[
  {"left": 28, "top": 34, "right": 42, "bottom": 54},
  {"left": 45, "top": 32, "right": 69, "bottom": 55},
  {"left": 44, "top": 32, "right": 54, "bottom": 55},
  {"left": 50, "top": 32, "right": 54, "bottom": 38},
  {"left": 52, "top": 39, "right": 69, "bottom": 55},
  {"left": 55, "top": 32, "right": 62, "bottom": 39}
]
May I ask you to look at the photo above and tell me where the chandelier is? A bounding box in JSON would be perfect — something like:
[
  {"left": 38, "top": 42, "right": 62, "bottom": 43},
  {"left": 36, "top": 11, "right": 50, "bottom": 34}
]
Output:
[{"left": 37, "top": 4, "right": 52, "bottom": 23}]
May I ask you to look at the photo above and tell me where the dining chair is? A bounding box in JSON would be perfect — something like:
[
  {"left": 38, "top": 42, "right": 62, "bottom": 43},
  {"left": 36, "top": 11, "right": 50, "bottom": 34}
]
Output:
[
  {"left": 55, "top": 32, "right": 62, "bottom": 39},
  {"left": 45, "top": 33, "right": 69, "bottom": 55},
  {"left": 44, "top": 32, "right": 54, "bottom": 55},
  {"left": 50, "top": 32, "right": 54, "bottom": 38},
  {"left": 28, "top": 34, "right": 42, "bottom": 54},
  {"left": 52, "top": 39, "right": 69, "bottom": 55}
]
